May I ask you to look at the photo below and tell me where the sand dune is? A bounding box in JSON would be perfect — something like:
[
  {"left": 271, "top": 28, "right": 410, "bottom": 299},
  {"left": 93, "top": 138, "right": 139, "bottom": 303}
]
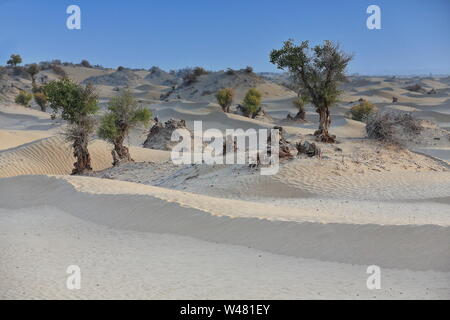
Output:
[
  {"left": 0, "top": 136, "right": 170, "bottom": 178},
  {"left": 1, "top": 175, "right": 449, "bottom": 273},
  {"left": 1, "top": 69, "right": 449, "bottom": 299},
  {"left": 0, "top": 129, "right": 52, "bottom": 151}
]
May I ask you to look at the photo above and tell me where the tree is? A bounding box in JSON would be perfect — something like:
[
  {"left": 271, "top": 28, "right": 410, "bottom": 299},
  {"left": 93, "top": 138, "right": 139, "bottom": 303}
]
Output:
[
  {"left": 216, "top": 88, "right": 234, "bottom": 113},
  {"left": 7, "top": 54, "right": 22, "bottom": 67},
  {"left": 241, "top": 88, "right": 262, "bottom": 118},
  {"left": 270, "top": 39, "right": 352, "bottom": 142},
  {"left": 292, "top": 95, "right": 309, "bottom": 121},
  {"left": 15, "top": 90, "right": 33, "bottom": 107},
  {"left": 98, "top": 90, "right": 151, "bottom": 166},
  {"left": 34, "top": 92, "right": 48, "bottom": 112},
  {"left": 80, "top": 60, "right": 92, "bottom": 68},
  {"left": 26, "top": 64, "right": 40, "bottom": 84},
  {"left": 44, "top": 78, "right": 99, "bottom": 174}
]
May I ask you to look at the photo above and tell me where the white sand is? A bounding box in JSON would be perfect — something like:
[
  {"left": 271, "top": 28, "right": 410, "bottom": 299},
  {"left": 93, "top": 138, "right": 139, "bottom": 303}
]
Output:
[{"left": 1, "top": 72, "right": 449, "bottom": 299}]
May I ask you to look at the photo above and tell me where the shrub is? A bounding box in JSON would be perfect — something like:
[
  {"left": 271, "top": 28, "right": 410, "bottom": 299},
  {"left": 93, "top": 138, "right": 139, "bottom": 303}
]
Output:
[
  {"left": 292, "top": 96, "right": 309, "bottom": 120},
  {"left": 193, "top": 67, "right": 208, "bottom": 77},
  {"left": 34, "top": 92, "right": 48, "bottom": 112},
  {"left": 117, "top": 66, "right": 125, "bottom": 72},
  {"left": 216, "top": 88, "right": 234, "bottom": 113},
  {"left": 80, "top": 60, "right": 92, "bottom": 68},
  {"left": 366, "top": 111, "right": 423, "bottom": 144},
  {"left": 226, "top": 68, "right": 235, "bottom": 75},
  {"left": 405, "top": 84, "right": 422, "bottom": 92},
  {"left": 348, "top": 100, "right": 377, "bottom": 122},
  {"left": 242, "top": 88, "right": 262, "bottom": 118},
  {"left": 15, "top": 90, "right": 33, "bottom": 107},
  {"left": 244, "top": 66, "right": 253, "bottom": 73}
]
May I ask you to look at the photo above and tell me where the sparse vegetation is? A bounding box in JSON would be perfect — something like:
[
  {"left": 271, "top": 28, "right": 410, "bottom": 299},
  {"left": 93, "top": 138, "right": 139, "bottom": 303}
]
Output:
[
  {"left": 405, "top": 84, "right": 422, "bottom": 92},
  {"left": 51, "top": 64, "right": 67, "bottom": 78},
  {"left": 15, "top": 90, "right": 33, "bottom": 107},
  {"left": 98, "top": 90, "right": 151, "bottom": 166},
  {"left": 348, "top": 100, "right": 377, "bottom": 122},
  {"left": 7, "top": 54, "right": 22, "bottom": 67},
  {"left": 193, "top": 67, "right": 209, "bottom": 77},
  {"left": 44, "top": 78, "right": 99, "bottom": 174},
  {"left": 291, "top": 95, "right": 309, "bottom": 121},
  {"left": 33, "top": 92, "right": 48, "bottom": 112},
  {"left": 366, "top": 111, "right": 423, "bottom": 144},
  {"left": 226, "top": 68, "right": 236, "bottom": 75},
  {"left": 270, "top": 39, "right": 353, "bottom": 142},
  {"left": 80, "top": 60, "right": 92, "bottom": 68},
  {"left": 244, "top": 66, "right": 253, "bottom": 73},
  {"left": 216, "top": 88, "right": 234, "bottom": 113},
  {"left": 242, "top": 88, "right": 262, "bottom": 118},
  {"left": 26, "top": 64, "right": 40, "bottom": 84}
]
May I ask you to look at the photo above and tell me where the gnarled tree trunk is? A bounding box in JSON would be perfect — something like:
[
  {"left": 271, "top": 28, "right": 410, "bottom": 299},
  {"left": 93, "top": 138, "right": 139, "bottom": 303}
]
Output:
[
  {"left": 111, "top": 127, "right": 133, "bottom": 166},
  {"left": 314, "top": 107, "right": 335, "bottom": 143},
  {"left": 72, "top": 136, "right": 92, "bottom": 175}
]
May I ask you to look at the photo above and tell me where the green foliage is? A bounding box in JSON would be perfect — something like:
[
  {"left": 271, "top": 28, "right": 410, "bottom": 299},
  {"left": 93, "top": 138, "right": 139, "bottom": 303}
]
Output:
[
  {"left": 7, "top": 54, "right": 22, "bottom": 66},
  {"left": 34, "top": 92, "right": 48, "bottom": 112},
  {"left": 216, "top": 88, "right": 234, "bottom": 112},
  {"left": 349, "top": 101, "right": 377, "bottom": 122},
  {"left": 244, "top": 66, "right": 253, "bottom": 73},
  {"left": 270, "top": 39, "right": 352, "bottom": 140},
  {"left": 15, "top": 90, "right": 33, "bottom": 107},
  {"left": 26, "top": 64, "right": 40, "bottom": 83},
  {"left": 193, "top": 67, "right": 209, "bottom": 77},
  {"left": 292, "top": 95, "right": 309, "bottom": 112},
  {"left": 242, "top": 88, "right": 262, "bottom": 118},
  {"left": 43, "top": 78, "right": 99, "bottom": 123},
  {"left": 98, "top": 90, "right": 152, "bottom": 144},
  {"left": 270, "top": 40, "right": 352, "bottom": 112},
  {"left": 80, "top": 60, "right": 92, "bottom": 68}
]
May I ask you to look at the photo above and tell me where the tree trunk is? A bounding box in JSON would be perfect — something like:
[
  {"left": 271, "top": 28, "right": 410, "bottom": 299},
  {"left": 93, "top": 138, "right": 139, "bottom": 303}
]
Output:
[
  {"left": 314, "top": 107, "right": 335, "bottom": 143},
  {"left": 112, "top": 134, "right": 133, "bottom": 166},
  {"left": 295, "top": 109, "right": 306, "bottom": 121},
  {"left": 71, "top": 137, "right": 92, "bottom": 175}
]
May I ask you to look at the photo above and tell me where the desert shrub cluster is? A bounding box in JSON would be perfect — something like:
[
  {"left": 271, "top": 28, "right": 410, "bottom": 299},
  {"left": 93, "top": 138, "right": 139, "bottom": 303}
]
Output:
[
  {"left": 366, "top": 111, "right": 423, "bottom": 144},
  {"left": 348, "top": 100, "right": 377, "bottom": 122},
  {"left": 15, "top": 90, "right": 33, "bottom": 107}
]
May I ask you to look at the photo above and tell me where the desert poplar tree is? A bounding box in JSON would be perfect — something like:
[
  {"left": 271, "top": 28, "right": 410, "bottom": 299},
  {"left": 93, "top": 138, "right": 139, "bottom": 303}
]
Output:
[
  {"left": 270, "top": 39, "right": 353, "bottom": 142},
  {"left": 98, "top": 90, "right": 151, "bottom": 166},
  {"left": 216, "top": 88, "right": 234, "bottom": 113},
  {"left": 44, "top": 78, "right": 99, "bottom": 174}
]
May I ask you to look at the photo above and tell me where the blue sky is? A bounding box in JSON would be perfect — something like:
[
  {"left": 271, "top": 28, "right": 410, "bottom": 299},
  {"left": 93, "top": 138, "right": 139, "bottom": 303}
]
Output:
[{"left": 1, "top": 0, "right": 449, "bottom": 74}]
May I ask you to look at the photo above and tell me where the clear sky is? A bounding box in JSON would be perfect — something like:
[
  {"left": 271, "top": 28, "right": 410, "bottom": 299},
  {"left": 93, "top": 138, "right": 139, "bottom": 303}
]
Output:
[{"left": 1, "top": 0, "right": 449, "bottom": 75}]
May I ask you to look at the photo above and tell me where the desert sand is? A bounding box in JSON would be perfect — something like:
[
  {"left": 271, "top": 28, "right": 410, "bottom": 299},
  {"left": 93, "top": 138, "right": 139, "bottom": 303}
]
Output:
[{"left": 0, "top": 65, "right": 449, "bottom": 299}]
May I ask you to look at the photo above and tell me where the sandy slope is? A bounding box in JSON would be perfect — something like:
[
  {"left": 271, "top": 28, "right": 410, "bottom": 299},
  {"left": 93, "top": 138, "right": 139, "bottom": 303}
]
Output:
[
  {"left": 0, "top": 136, "right": 169, "bottom": 178},
  {"left": 0, "top": 175, "right": 449, "bottom": 299},
  {"left": 1, "top": 205, "right": 448, "bottom": 300},
  {"left": 1, "top": 71, "right": 450, "bottom": 299}
]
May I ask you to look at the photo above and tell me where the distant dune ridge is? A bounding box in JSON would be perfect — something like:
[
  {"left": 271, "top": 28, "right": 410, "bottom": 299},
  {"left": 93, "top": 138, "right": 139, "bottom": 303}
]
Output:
[{"left": 1, "top": 62, "right": 450, "bottom": 299}]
